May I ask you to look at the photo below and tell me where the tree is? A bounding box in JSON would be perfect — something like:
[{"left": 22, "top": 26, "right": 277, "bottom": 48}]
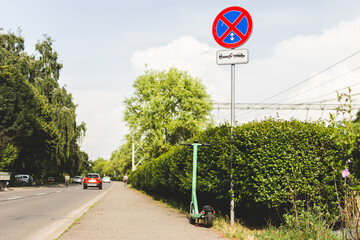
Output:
[
  {"left": 0, "top": 66, "right": 19, "bottom": 171},
  {"left": 91, "top": 158, "right": 111, "bottom": 177},
  {"left": 0, "top": 63, "right": 59, "bottom": 175},
  {"left": 124, "top": 68, "right": 213, "bottom": 158},
  {"left": 109, "top": 136, "right": 133, "bottom": 176},
  {"left": 0, "top": 30, "right": 87, "bottom": 178},
  {"left": 0, "top": 143, "right": 18, "bottom": 172}
]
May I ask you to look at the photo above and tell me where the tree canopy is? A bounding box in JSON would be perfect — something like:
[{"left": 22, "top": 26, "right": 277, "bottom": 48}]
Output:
[
  {"left": 0, "top": 30, "right": 88, "bottom": 177},
  {"left": 109, "top": 136, "right": 133, "bottom": 176},
  {"left": 124, "top": 68, "right": 213, "bottom": 159}
]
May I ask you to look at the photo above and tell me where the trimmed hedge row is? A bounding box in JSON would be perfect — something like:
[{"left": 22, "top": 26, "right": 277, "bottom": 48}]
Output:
[{"left": 130, "top": 119, "right": 344, "bottom": 224}]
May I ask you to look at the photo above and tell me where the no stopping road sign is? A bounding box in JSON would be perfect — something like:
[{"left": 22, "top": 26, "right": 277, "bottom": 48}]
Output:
[{"left": 212, "top": 6, "right": 253, "bottom": 49}]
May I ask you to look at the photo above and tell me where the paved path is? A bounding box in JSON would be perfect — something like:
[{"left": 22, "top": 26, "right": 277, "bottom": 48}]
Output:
[{"left": 58, "top": 182, "right": 225, "bottom": 240}]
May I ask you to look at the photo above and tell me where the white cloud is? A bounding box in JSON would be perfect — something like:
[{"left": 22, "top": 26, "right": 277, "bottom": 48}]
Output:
[
  {"left": 270, "top": 16, "right": 360, "bottom": 101},
  {"left": 72, "top": 90, "right": 128, "bottom": 160},
  {"left": 235, "top": 16, "right": 360, "bottom": 122},
  {"left": 131, "top": 17, "right": 360, "bottom": 125},
  {"left": 131, "top": 36, "right": 231, "bottom": 102},
  {"left": 79, "top": 16, "right": 360, "bottom": 160}
]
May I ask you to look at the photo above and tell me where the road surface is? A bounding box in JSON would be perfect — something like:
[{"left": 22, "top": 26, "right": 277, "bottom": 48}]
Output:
[{"left": 0, "top": 183, "right": 112, "bottom": 240}]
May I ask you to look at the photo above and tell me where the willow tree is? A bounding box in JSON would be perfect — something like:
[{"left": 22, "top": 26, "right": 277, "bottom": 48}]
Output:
[
  {"left": 0, "top": 66, "right": 19, "bottom": 171},
  {"left": 32, "top": 36, "right": 87, "bottom": 174},
  {"left": 0, "top": 30, "right": 87, "bottom": 177},
  {"left": 124, "top": 68, "right": 213, "bottom": 159}
]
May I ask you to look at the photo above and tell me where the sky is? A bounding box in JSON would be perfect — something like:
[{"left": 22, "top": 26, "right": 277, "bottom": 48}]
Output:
[{"left": 1, "top": 0, "right": 360, "bottom": 160}]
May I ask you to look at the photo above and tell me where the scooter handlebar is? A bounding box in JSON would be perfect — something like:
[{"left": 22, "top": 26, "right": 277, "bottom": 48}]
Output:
[{"left": 180, "top": 143, "right": 211, "bottom": 146}]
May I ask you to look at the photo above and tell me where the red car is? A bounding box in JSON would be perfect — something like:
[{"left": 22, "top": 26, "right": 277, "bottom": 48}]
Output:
[{"left": 83, "top": 173, "right": 102, "bottom": 189}]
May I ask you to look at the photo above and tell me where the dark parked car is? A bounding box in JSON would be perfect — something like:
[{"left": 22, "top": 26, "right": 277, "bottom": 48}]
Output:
[
  {"left": 47, "top": 177, "right": 55, "bottom": 184},
  {"left": 14, "top": 174, "right": 33, "bottom": 185},
  {"left": 83, "top": 173, "right": 102, "bottom": 189}
]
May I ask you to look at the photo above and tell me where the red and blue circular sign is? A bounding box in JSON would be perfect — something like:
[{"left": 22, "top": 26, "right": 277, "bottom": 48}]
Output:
[{"left": 212, "top": 6, "right": 253, "bottom": 49}]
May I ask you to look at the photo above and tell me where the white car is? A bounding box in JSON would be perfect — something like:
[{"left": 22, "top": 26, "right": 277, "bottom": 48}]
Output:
[
  {"left": 102, "top": 176, "right": 111, "bottom": 183},
  {"left": 72, "top": 176, "right": 82, "bottom": 184}
]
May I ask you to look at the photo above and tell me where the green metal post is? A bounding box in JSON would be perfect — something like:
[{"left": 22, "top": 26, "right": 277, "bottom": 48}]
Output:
[
  {"left": 185, "top": 140, "right": 209, "bottom": 220},
  {"left": 191, "top": 143, "right": 199, "bottom": 214}
]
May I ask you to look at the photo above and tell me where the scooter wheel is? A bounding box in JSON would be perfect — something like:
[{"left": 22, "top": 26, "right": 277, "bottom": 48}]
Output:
[
  {"left": 204, "top": 211, "right": 213, "bottom": 227},
  {"left": 189, "top": 203, "right": 196, "bottom": 225}
]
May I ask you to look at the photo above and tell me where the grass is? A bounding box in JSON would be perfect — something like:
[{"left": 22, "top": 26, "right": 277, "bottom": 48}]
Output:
[
  {"left": 212, "top": 213, "right": 341, "bottom": 240},
  {"left": 213, "top": 216, "right": 261, "bottom": 240}
]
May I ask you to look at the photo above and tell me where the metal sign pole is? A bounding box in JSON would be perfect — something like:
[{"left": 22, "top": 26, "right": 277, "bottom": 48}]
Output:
[
  {"left": 230, "top": 63, "right": 235, "bottom": 226},
  {"left": 231, "top": 64, "right": 235, "bottom": 127},
  {"left": 213, "top": 5, "right": 252, "bottom": 228}
]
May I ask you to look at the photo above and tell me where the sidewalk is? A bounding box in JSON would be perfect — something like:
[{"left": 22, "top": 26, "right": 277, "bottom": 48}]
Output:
[{"left": 58, "top": 182, "right": 225, "bottom": 240}]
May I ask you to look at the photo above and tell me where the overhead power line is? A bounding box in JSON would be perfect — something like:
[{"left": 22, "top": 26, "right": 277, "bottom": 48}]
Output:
[
  {"left": 256, "top": 50, "right": 360, "bottom": 104},
  {"left": 299, "top": 83, "right": 360, "bottom": 104},
  {"left": 281, "top": 66, "right": 360, "bottom": 103},
  {"left": 214, "top": 102, "right": 360, "bottom": 111},
  {"left": 214, "top": 50, "right": 360, "bottom": 122},
  {"left": 213, "top": 102, "right": 360, "bottom": 122},
  {"left": 303, "top": 92, "right": 360, "bottom": 105}
]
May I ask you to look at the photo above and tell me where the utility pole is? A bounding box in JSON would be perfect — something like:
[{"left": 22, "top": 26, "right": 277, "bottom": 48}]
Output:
[
  {"left": 132, "top": 139, "right": 135, "bottom": 171},
  {"left": 132, "top": 138, "right": 145, "bottom": 171}
]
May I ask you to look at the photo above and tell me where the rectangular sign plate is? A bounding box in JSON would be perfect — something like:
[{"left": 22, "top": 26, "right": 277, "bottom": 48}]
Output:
[{"left": 216, "top": 49, "right": 249, "bottom": 65}]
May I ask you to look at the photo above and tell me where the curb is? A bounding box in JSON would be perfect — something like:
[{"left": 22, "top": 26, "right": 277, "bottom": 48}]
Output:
[{"left": 30, "top": 182, "right": 116, "bottom": 240}]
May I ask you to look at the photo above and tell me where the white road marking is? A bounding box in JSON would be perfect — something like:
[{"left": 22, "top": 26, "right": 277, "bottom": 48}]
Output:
[{"left": 8, "top": 196, "right": 23, "bottom": 200}]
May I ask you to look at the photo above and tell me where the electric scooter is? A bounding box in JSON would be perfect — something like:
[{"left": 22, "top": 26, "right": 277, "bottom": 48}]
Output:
[{"left": 181, "top": 140, "right": 215, "bottom": 227}]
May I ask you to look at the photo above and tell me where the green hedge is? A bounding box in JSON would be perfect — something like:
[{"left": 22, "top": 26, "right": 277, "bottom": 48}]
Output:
[{"left": 130, "top": 119, "right": 344, "bottom": 224}]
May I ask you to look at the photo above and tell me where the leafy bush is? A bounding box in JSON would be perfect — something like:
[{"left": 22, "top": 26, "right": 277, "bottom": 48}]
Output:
[
  {"left": 232, "top": 119, "right": 343, "bottom": 223},
  {"left": 130, "top": 119, "right": 344, "bottom": 225}
]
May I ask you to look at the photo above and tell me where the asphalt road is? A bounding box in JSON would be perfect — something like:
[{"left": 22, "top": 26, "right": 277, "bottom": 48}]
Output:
[{"left": 0, "top": 182, "right": 113, "bottom": 240}]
